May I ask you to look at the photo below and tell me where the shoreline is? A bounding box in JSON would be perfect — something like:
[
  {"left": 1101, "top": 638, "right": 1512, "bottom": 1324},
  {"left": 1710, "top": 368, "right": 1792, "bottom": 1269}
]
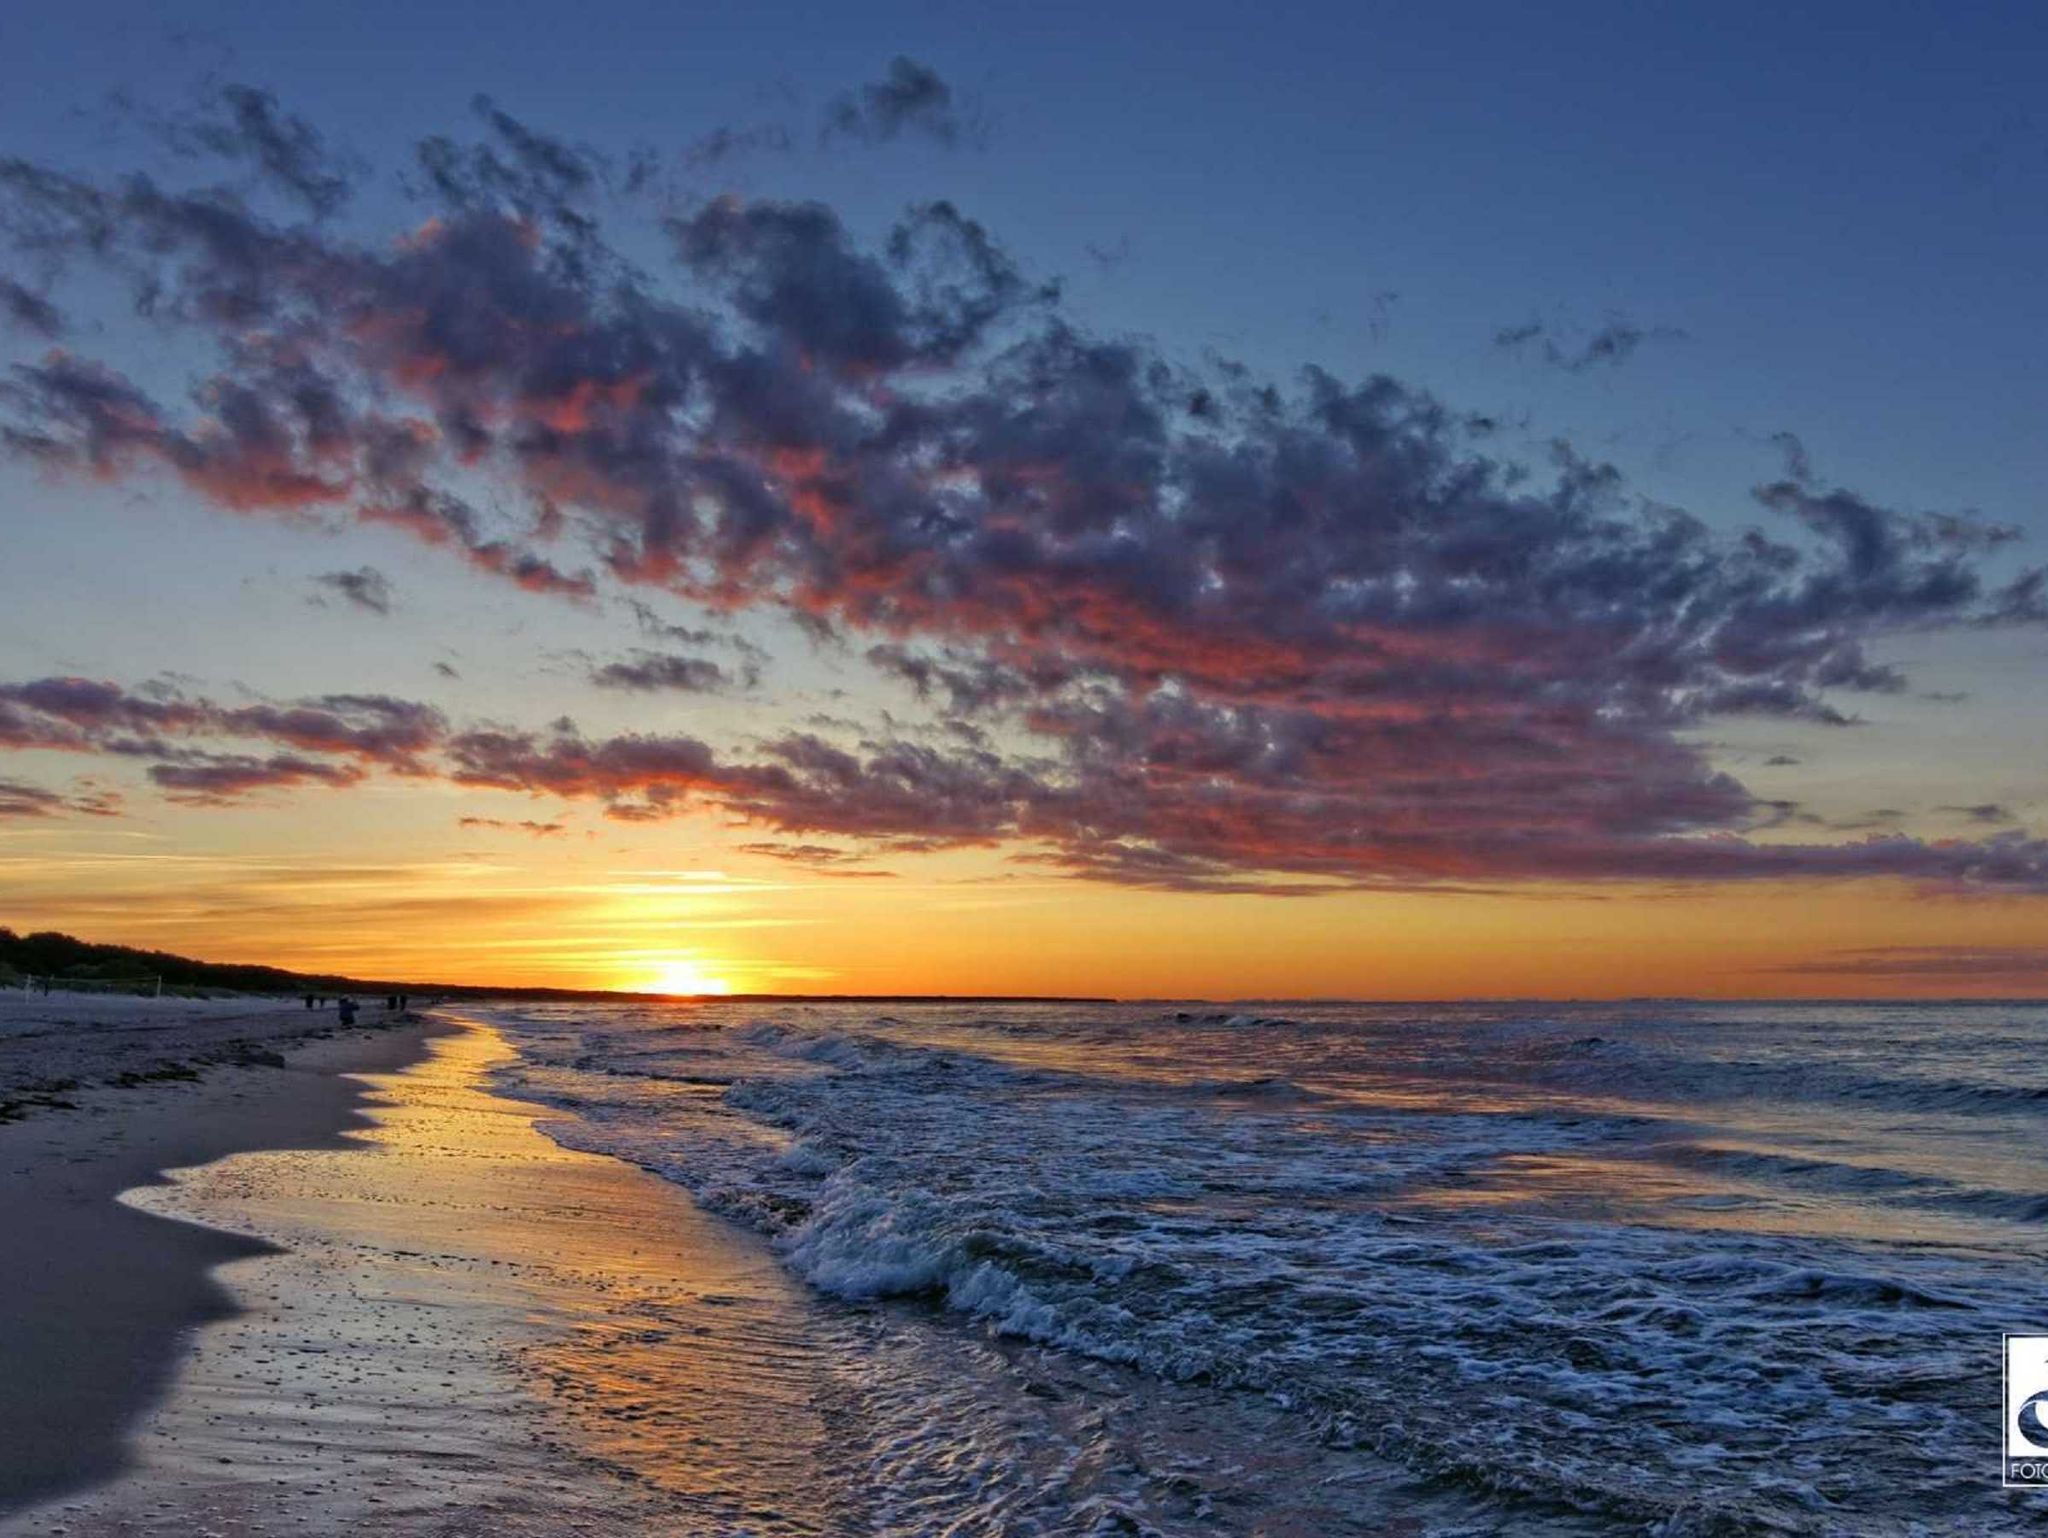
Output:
[
  {"left": 0, "top": 1005, "right": 440, "bottom": 1513},
  {"left": 0, "top": 1008, "right": 859, "bottom": 1536},
  {"left": 1, "top": 998, "right": 1540, "bottom": 1536}
]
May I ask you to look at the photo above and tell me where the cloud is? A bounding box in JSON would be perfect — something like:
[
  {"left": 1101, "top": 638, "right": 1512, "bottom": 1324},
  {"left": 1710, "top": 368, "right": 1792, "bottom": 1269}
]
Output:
[
  {"left": 442, "top": 724, "right": 726, "bottom": 813},
  {"left": 4, "top": 94, "right": 2048, "bottom": 894},
  {"left": 590, "top": 650, "right": 732, "bottom": 693},
  {"left": 0, "top": 675, "right": 211, "bottom": 750},
  {"left": 0, "top": 678, "right": 444, "bottom": 777},
  {"left": 1085, "top": 237, "right": 1131, "bottom": 272},
  {"left": 736, "top": 841, "right": 897, "bottom": 875},
  {"left": 148, "top": 751, "right": 367, "bottom": 803},
  {"left": 665, "top": 60, "right": 972, "bottom": 176},
  {"left": 625, "top": 598, "right": 720, "bottom": 646},
  {"left": 1940, "top": 802, "right": 2016, "bottom": 825},
  {"left": 681, "top": 122, "right": 795, "bottom": 170},
  {"left": 166, "top": 82, "right": 355, "bottom": 217},
  {"left": 1495, "top": 317, "right": 1688, "bottom": 372},
  {"left": 356, "top": 487, "right": 597, "bottom": 600},
  {"left": 310, "top": 565, "right": 394, "bottom": 614},
  {"left": 0, "top": 278, "right": 59, "bottom": 337},
  {"left": 216, "top": 694, "right": 447, "bottom": 764},
  {"left": 1773, "top": 946, "right": 2048, "bottom": 984},
  {"left": 458, "top": 815, "right": 565, "bottom": 836},
  {"left": 0, "top": 776, "right": 67, "bottom": 817},
  {"left": 414, "top": 95, "right": 608, "bottom": 231},
  {"left": 823, "top": 57, "right": 972, "bottom": 147},
  {"left": 0, "top": 774, "right": 120, "bottom": 819},
  {"left": 671, "top": 195, "right": 1041, "bottom": 373}
]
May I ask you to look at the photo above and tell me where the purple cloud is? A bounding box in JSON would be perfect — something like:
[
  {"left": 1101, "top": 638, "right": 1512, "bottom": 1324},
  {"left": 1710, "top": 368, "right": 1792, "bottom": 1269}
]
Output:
[
  {"left": 3, "top": 92, "right": 2048, "bottom": 893},
  {"left": 0, "top": 774, "right": 119, "bottom": 818},
  {"left": 589, "top": 651, "right": 733, "bottom": 693},
  {"left": 148, "top": 752, "right": 367, "bottom": 803}
]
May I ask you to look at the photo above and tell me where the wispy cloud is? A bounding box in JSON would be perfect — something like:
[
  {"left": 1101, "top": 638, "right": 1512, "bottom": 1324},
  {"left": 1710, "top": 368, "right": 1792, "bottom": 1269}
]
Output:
[
  {"left": 459, "top": 815, "right": 566, "bottom": 836},
  {"left": 0, "top": 775, "right": 120, "bottom": 819},
  {"left": 1774, "top": 946, "right": 2048, "bottom": 985},
  {"left": 310, "top": 565, "right": 394, "bottom": 614},
  {"left": 822, "top": 57, "right": 978, "bottom": 147},
  {"left": 1494, "top": 316, "right": 1688, "bottom": 372}
]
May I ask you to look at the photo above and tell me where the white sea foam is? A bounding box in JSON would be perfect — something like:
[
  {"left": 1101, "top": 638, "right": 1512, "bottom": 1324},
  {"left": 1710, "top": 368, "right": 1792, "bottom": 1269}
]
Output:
[{"left": 488, "top": 999, "right": 2048, "bottom": 1534}]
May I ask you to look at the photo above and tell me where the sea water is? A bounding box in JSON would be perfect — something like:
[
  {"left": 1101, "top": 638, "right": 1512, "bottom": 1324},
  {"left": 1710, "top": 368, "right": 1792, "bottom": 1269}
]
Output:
[{"left": 481, "top": 1000, "right": 2048, "bottom": 1535}]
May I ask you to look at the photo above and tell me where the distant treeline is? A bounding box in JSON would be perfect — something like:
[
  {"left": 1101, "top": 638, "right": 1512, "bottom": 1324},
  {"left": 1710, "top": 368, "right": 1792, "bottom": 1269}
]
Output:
[{"left": 0, "top": 927, "right": 357, "bottom": 994}]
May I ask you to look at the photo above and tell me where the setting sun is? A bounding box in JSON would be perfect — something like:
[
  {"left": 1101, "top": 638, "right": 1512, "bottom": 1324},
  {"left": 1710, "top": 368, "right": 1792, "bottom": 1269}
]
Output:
[{"left": 644, "top": 959, "right": 733, "bottom": 997}]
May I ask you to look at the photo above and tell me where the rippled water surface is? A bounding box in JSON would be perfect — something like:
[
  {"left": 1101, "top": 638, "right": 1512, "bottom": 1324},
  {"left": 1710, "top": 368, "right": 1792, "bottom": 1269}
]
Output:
[{"left": 482, "top": 1000, "right": 2048, "bottom": 1534}]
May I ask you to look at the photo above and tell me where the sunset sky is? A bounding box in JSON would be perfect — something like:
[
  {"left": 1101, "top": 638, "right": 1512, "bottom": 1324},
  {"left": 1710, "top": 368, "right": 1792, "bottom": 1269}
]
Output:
[{"left": 4, "top": 2, "right": 2048, "bottom": 996}]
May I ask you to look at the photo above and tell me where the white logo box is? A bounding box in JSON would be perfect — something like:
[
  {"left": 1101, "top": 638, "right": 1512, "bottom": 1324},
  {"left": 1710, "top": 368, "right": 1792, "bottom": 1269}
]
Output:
[{"left": 2005, "top": 1334, "right": 2048, "bottom": 1488}]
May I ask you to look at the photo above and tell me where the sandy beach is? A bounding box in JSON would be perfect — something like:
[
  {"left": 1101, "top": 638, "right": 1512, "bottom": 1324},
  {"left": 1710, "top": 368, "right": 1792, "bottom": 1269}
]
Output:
[{"left": 0, "top": 1000, "right": 857, "bottom": 1537}]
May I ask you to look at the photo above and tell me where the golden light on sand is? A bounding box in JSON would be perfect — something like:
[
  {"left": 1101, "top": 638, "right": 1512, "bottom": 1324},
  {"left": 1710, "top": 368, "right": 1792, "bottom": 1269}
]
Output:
[{"left": 644, "top": 958, "right": 733, "bottom": 996}]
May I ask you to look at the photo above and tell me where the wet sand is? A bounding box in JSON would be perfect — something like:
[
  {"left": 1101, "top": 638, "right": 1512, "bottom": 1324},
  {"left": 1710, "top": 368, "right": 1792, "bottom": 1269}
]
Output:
[
  {"left": 0, "top": 1013, "right": 857, "bottom": 1537},
  {"left": 0, "top": 1011, "right": 435, "bottom": 1511}
]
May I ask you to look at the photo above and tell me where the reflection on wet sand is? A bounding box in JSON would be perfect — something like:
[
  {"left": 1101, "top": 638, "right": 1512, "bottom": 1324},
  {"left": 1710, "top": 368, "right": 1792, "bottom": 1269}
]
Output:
[{"left": 5, "top": 1016, "right": 858, "bottom": 1537}]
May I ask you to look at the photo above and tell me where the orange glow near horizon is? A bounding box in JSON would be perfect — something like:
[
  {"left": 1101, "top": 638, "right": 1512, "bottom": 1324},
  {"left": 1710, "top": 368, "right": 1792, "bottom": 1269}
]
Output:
[{"left": 5, "top": 810, "right": 2048, "bottom": 998}]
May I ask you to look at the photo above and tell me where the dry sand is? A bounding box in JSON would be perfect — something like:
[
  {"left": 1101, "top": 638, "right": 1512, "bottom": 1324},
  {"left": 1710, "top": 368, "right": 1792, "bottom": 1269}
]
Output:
[
  {"left": 0, "top": 993, "right": 413, "bottom": 1117},
  {"left": 0, "top": 1004, "right": 856, "bottom": 1537}
]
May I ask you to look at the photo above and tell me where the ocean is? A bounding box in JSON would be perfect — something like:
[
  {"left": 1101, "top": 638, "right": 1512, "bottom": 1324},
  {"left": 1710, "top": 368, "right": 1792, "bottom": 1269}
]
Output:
[{"left": 480, "top": 1000, "right": 2048, "bottom": 1535}]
